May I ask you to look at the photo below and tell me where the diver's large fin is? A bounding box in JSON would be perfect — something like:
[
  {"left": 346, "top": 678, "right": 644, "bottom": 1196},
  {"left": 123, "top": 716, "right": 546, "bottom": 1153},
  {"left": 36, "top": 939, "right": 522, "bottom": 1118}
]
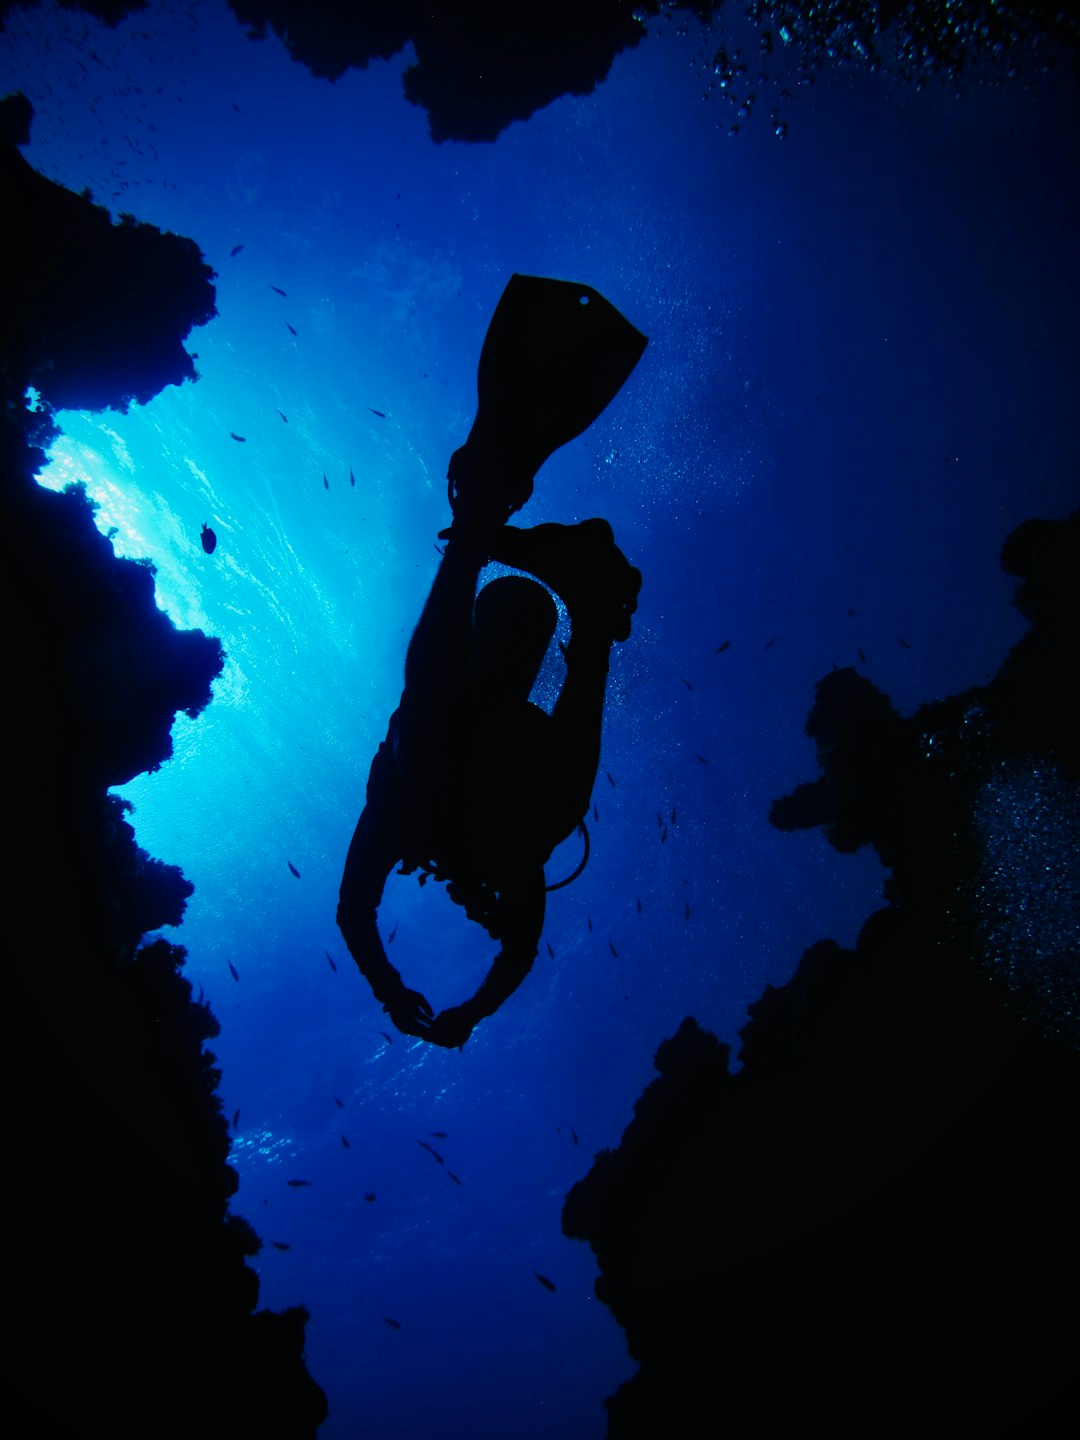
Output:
[{"left": 450, "top": 274, "right": 648, "bottom": 522}]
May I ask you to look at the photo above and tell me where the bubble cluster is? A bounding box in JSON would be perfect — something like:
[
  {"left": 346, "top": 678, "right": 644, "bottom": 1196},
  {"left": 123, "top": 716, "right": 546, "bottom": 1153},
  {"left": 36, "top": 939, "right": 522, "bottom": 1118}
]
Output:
[
  {"left": 971, "top": 757, "right": 1080, "bottom": 1048},
  {"left": 670, "top": 0, "right": 1080, "bottom": 134}
]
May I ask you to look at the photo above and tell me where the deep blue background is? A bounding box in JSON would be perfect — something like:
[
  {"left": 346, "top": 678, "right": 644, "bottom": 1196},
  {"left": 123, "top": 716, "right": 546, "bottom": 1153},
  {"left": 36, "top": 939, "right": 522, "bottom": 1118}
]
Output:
[{"left": 3, "top": 3, "right": 1077, "bottom": 1436}]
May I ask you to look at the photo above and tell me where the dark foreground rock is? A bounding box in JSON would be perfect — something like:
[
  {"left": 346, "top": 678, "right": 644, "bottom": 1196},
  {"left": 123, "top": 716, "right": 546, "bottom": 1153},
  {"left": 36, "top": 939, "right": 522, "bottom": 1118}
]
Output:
[
  {"left": 2, "top": 99, "right": 327, "bottom": 1437},
  {"left": 564, "top": 510, "right": 1079, "bottom": 1437}
]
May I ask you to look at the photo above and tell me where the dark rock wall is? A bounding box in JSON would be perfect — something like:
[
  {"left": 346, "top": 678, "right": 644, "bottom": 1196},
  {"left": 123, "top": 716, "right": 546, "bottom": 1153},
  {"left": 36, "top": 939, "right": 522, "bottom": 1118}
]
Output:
[
  {"left": 3, "top": 100, "right": 327, "bottom": 1437},
  {"left": 564, "top": 511, "right": 1079, "bottom": 1437}
]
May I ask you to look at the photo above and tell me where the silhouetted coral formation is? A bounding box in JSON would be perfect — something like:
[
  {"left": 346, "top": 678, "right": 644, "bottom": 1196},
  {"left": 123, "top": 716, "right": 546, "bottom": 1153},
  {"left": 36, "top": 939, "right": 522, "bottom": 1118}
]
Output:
[
  {"left": 228, "top": 0, "right": 647, "bottom": 141},
  {"left": 1, "top": 102, "right": 216, "bottom": 411},
  {"left": 769, "top": 510, "right": 1079, "bottom": 1036},
  {"left": 565, "top": 509, "right": 1079, "bottom": 1436},
  {"left": 229, "top": 0, "right": 412, "bottom": 80},
  {"left": 0, "top": 0, "right": 145, "bottom": 35},
  {"left": 401, "top": 4, "right": 647, "bottom": 144},
  {"left": 2, "top": 103, "right": 327, "bottom": 1436}
]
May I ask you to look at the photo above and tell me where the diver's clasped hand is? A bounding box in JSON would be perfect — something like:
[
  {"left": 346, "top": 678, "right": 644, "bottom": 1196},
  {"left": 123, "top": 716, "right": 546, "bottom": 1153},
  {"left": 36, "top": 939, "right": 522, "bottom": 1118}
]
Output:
[
  {"left": 425, "top": 1002, "right": 481, "bottom": 1050},
  {"left": 383, "top": 986, "right": 435, "bottom": 1038},
  {"left": 382, "top": 986, "right": 480, "bottom": 1047},
  {"left": 380, "top": 979, "right": 480, "bottom": 1048}
]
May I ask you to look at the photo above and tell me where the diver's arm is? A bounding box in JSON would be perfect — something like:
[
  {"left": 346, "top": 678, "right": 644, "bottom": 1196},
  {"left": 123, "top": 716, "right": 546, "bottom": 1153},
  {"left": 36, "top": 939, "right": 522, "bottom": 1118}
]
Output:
[
  {"left": 337, "top": 807, "right": 403, "bottom": 1000},
  {"left": 338, "top": 744, "right": 433, "bottom": 1034},
  {"left": 470, "top": 944, "right": 539, "bottom": 1018}
]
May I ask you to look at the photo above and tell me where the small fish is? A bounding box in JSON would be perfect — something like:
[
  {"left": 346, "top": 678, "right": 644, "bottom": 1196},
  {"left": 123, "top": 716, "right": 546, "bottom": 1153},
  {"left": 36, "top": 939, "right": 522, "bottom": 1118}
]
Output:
[
  {"left": 546, "top": 941, "right": 555, "bottom": 959},
  {"left": 417, "top": 1140, "right": 444, "bottom": 1164},
  {"left": 684, "top": 902, "right": 691, "bottom": 920},
  {"left": 229, "top": 243, "right": 243, "bottom": 256},
  {"left": 276, "top": 409, "right": 288, "bottom": 423},
  {"left": 200, "top": 522, "right": 217, "bottom": 554},
  {"left": 323, "top": 474, "right": 329, "bottom": 490},
  {"left": 657, "top": 811, "right": 663, "bottom": 828},
  {"left": 334, "top": 1096, "right": 345, "bottom": 1109},
  {"left": 847, "top": 608, "right": 857, "bottom": 617},
  {"left": 571, "top": 1128, "right": 579, "bottom": 1146},
  {"left": 271, "top": 1241, "right": 290, "bottom": 1251},
  {"left": 287, "top": 1179, "right": 312, "bottom": 1188},
  {"left": 898, "top": 637, "right": 912, "bottom": 649},
  {"left": 447, "top": 1171, "right": 462, "bottom": 1185},
  {"left": 534, "top": 1271, "right": 556, "bottom": 1292},
  {"left": 288, "top": 861, "right": 300, "bottom": 878},
  {"left": 229, "top": 431, "right": 246, "bottom": 442},
  {"left": 341, "top": 1135, "right": 350, "bottom": 1149},
  {"left": 228, "top": 962, "right": 239, "bottom": 982},
  {"left": 606, "top": 770, "right": 615, "bottom": 787},
  {"left": 387, "top": 924, "right": 398, "bottom": 943},
  {"left": 349, "top": 468, "right": 356, "bottom": 487},
  {"left": 325, "top": 950, "right": 337, "bottom": 972},
  {"left": 270, "top": 284, "right": 287, "bottom": 296},
  {"left": 380, "top": 1031, "right": 394, "bottom": 1046},
  {"left": 286, "top": 321, "right": 297, "bottom": 336},
  {"left": 764, "top": 637, "right": 778, "bottom": 649},
  {"left": 368, "top": 407, "right": 386, "bottom": 418},
  {"left": 429, "top": 1131, "right": 448, "bottom": 1139},
  {"left": 715, "top": 639, "right": 730, "bottom": 653},
  {"left": 609, "top": 940, "right": 618, "bottom": 958},
  {"left": 696, "top": 755, "right": 710, "bottom": 765},
  {"left": 857, "top": 647, "right": 866, "bottom": 663},
  {"left": 636, "top": 897, "right": 642, "bottom": 914},
  {"left": 670, "top": 807, "right": 677, "bottom": 825},
  {"left": 233, "top": 1108, "right": 240, "bottom": 1128},
  {"left": 593, "top": 802, "right": 599, "bottom": 822},
  {"left": 681, "top": 677, "right": 694, "bottom": 690},
  {"left": 660, "top": 825, "right": 668, "bottom": 843},
  {"left": 382, "top": 1316, "right": 401, "bottom": 1330},
  {"left": 231, "top": 102, "right": 241, "bottom": 113},
  {"left": 364, "top": 1192, "right": 376, "bottom": 1202},
  {"left": 587, "top": 917, "right": 593, "bottom": 932}
]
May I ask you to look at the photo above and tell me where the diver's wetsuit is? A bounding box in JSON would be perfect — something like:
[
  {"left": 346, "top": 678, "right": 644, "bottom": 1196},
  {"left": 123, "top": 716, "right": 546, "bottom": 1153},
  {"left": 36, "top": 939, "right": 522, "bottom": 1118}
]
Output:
[
  {"left": 337, "top": 703, "right": 551, "bottom": 1038},
  {"left": 337, "top": 527, "right": 615, "bottom": 1046}
]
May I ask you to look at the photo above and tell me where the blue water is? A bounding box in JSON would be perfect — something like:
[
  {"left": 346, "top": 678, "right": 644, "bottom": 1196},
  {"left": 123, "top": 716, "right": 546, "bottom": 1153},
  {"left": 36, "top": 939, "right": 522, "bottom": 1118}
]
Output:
[{"left": 4, "top": 3, "right": 1078, "bottom": 1436}]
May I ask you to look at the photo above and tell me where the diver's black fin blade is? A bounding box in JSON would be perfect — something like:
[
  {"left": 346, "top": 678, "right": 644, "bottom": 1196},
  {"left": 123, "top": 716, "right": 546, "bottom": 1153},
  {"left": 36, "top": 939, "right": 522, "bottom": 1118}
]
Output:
[{"left": 465, "top": 275, "right": 647, "bottom": 498}]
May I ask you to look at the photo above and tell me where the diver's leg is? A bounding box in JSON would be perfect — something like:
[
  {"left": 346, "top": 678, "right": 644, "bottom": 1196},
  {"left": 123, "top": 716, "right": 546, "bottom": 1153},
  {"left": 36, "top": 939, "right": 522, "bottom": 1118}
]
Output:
[
  {"left": 488, "top": 520, "right": 640, "bottom": 837},
  {"left": 547, "top": 626, "right": 612, "bottom": 830},
  {"left": 489, "top": 519, "right": 640, "bottom": 644}
]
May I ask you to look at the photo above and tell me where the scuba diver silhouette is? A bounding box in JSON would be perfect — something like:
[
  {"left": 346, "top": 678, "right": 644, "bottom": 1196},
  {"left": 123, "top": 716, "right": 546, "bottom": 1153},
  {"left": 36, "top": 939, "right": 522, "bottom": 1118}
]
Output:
[{"left": 337, "top": 276, "right": 647, "bottom": 1048}]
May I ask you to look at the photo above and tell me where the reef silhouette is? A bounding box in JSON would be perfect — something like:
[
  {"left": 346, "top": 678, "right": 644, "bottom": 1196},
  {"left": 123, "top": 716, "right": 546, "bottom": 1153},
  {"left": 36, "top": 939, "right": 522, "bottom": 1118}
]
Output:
[
  {"left": 564, "top": 508, "right": 1079, "bottom": 1435},
  {"left": 5, "top": 1, "right": 1078, "bottom": 144},
  {"left": 2, "top": 94, "right": 327, "bottom": 1436},
  {"left": 5, "top": 3, "right": 1076, "bottom": 148}
]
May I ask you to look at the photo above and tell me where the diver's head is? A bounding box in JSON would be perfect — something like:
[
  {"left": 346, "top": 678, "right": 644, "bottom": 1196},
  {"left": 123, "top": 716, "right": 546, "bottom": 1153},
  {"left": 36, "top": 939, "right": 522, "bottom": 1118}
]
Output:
[{"left": 471, "top": 575, "right": 557, "bottom": 702}]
